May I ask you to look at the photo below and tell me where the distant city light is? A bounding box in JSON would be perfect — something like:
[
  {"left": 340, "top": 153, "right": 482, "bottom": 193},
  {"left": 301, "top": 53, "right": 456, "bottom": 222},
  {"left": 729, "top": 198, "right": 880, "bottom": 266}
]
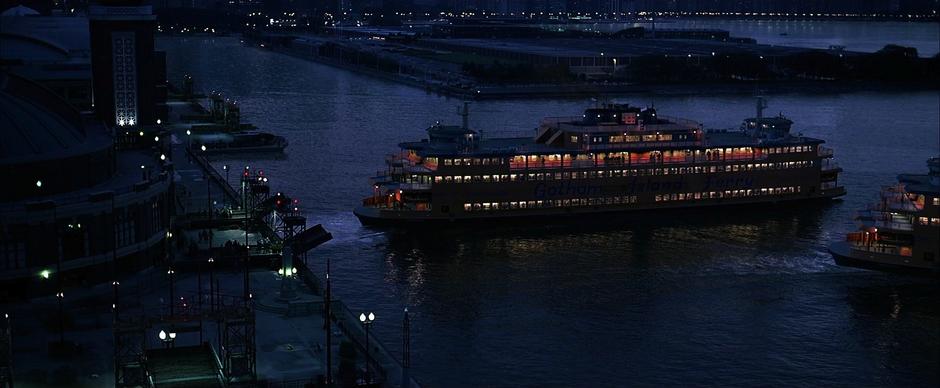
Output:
[
  {"left": 35, "top": 180, "right": 42, "bottom": 188},
  {"left": 156, "top": 119, "right": 162, "bottom": 125},
  {"left": 39, "top": 269, "right": 51, "bottom": 279}
]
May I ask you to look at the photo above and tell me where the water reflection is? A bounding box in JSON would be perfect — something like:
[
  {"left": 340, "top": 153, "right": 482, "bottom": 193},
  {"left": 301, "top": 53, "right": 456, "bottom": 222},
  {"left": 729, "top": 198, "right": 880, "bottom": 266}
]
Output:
[{"left": 159, "top": 35, "right": 940, "bottom": 387}]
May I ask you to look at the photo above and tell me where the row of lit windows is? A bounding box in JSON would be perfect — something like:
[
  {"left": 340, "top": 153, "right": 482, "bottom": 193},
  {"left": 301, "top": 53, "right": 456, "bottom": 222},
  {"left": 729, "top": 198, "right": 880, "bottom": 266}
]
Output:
[
  {"left": 433, "top": 161, "right": 813, "bottom": 184},
  {"left": 464, "top": 196, "right": 639, "bottom": 212},
  {"left": 917, "top": 217, "right": 940, "bottom": 226},
  {"left": 655, "top": 186, "right": 801, "bottom": 202},
  {"left": 435, "top": 146, "right": 814, "bottom": 168},
  {"left": 442, "top": 157, "right": 506, "bottom": 166},
  {"left": 593, "top": 133, "right": 679, "bottom": 143},
  {"left": 766, "top": 145, "right": 813, "bottom": 154}
]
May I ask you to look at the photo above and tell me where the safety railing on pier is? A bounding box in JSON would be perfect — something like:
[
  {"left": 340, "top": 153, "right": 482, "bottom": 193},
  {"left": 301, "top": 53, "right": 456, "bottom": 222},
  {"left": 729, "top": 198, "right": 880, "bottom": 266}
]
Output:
[
  {"left": 293, "top": 260, "right": 421, "bottom": 388},
  {"left": 186, "top": 145, "right": 241, "bottom": 205}
]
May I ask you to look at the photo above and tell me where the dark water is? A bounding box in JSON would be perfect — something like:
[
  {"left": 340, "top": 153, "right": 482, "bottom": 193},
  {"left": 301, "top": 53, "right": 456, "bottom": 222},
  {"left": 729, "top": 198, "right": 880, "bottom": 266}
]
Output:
[{"left": 159, "top": 36, "right": 940, "bottom": 387}]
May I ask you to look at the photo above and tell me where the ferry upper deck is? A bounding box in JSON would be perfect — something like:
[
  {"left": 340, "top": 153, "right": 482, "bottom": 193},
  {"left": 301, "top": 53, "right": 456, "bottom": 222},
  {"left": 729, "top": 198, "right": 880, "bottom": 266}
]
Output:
[{"left": 398, "top": 104, "right": 825, "bottom": 160}]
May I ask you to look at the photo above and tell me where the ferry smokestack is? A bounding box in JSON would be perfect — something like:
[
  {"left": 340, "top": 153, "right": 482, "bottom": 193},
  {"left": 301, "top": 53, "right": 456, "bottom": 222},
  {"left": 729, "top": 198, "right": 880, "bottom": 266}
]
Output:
[
  {"left": 756, "top": 97, "right": 767, "bottom": 120},
  {"left": 459, "top": 101, "right": 470, "bottom": 131}
]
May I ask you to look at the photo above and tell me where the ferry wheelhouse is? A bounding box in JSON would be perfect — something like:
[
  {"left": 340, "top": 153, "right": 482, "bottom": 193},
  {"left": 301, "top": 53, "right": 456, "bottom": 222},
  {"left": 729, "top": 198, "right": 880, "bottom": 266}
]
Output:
[
  {"left": 354, "top": 102, "right": 845, "bottom": 224},
  {"left": 830, "top": 158, "right": 940, "bottom": 275}
]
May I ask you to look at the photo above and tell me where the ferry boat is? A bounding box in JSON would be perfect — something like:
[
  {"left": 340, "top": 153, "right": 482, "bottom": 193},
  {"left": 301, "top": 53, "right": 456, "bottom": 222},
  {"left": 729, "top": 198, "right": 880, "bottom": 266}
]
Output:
[
  {"left": 354, "top": 100, "right": 845, "bottom": 225},
  {"left": 830, "top": 158, "right": 940, "bottom": 275}
]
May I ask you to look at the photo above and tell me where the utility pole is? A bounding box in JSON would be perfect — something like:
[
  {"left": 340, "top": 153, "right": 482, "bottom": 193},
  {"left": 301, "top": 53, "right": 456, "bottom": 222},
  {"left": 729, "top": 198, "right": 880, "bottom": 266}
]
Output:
[
  {"left": 402, "top": 307, "right": 411, "bottom": 388},
  {"left": 324, "top": 257, "right": 333, "bottom": 385}
]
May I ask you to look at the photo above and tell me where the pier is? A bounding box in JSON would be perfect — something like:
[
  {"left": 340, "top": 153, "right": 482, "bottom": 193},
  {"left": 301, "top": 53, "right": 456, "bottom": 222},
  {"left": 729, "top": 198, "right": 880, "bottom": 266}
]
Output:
[
  {"left": 162, "top": 94, "right": 421, "bottom": 387},
  {"left": 1, "top": 93, "right": 419, "bottom": 388}
]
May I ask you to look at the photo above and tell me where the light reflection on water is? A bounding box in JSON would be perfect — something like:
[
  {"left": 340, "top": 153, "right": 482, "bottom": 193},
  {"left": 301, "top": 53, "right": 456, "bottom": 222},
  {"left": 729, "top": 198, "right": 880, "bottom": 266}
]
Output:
[{"left": 159, "top": 35, "right": 940, "bottom": 387}]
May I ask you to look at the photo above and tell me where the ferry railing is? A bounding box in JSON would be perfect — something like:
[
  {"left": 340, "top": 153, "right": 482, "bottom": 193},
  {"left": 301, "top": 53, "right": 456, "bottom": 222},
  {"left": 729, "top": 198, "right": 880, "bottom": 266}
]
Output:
[
  {"left": 506, "top": 152, "right": 761, "bottom": 171},
  {"left": 581, "top": 140, "right": 701, "bottom": 151},
  {"left": 868, "top": 201, "right": 918, "bottom": 213},
  {"left": 399, "top": 183, "right": 432, "bottom": 190},
  {"left": 845, "top": 240, "right": 913, "bottom": 257},
  {"left": 654, "top": 115, "right": 703, "bottom": 128},
  {"left": 821, "top": 159, "right": 840, "bottom": 171},
  {"left": 818, "top": 146, "right": 834, "bottom": 157},
  {"left": 871, "top": 219, "right": 914, "bottom": 231}
]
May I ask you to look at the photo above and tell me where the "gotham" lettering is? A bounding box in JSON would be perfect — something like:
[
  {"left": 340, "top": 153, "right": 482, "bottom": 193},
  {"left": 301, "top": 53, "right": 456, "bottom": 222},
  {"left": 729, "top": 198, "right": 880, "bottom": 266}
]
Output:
[{"left": 534, "top": 182, "right": 602, "bottom": 198}]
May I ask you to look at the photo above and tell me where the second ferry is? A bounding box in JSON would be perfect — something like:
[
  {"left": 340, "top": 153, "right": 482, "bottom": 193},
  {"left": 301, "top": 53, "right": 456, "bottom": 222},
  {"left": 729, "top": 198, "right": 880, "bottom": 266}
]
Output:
[{"left": 354, "top": 100, "right": 845, "bottom": 225}]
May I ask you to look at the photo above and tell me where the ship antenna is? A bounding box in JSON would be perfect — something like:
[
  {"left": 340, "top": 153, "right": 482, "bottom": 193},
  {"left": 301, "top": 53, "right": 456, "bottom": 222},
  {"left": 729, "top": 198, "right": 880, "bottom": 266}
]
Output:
[
  {"left": 458, "top": 101, "right": 470, "bottom": 131},
  {"left": 756, "top": 96, "right": 767, "bottom": 120}
]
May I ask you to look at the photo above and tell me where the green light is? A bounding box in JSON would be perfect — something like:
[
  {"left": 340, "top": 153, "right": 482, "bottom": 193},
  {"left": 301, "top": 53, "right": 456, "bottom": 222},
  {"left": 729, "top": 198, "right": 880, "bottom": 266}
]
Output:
[{"left": 39, "top": 269, "right": 51, "bottom": 279}]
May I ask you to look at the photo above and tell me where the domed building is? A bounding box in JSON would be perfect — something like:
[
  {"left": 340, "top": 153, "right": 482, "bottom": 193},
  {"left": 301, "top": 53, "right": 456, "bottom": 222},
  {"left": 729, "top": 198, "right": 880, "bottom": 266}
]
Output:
[{"left": 0, "top": 71, "right": 170, "bottom": 298}]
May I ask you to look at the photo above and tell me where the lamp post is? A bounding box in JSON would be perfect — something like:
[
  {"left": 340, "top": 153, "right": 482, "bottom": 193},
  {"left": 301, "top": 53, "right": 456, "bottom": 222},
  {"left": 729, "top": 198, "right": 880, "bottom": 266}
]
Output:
[
  {"left": 358, "top": 312, "right": 375, "bottom": 383},
  {"left": 243, "top": 166, "right": 250, "bottom": 306},
  {"left": 205, "top": 171, "right": 213, "bottom": 255},
  {"left": 55, "top": 291, "right": 64, "bottom": 345},
  {"left": 208, "top": 257, "right": 215, "bottom": 311},
  {"left": 324, "top": 258, "right": 332, "bottom": 385},
  {"left": 222, "top": 165, "right": 229, "bottom": 207},
  {"left": 167, "top": 267, "right": 176, "bottom": 317},
  {"left": 402, "top": 307, "right": 410, "bottom": 388},
  {"left": 158, "top": 330, "right": 177, "bottom": 349}
]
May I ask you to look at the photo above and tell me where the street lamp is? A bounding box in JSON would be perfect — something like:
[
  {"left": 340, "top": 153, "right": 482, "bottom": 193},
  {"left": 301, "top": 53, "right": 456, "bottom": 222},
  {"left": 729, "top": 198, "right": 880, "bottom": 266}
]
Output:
[
  {"left": 167, "top": 267, "right": 176, "bottom": 316},
  {"left": 222, "top": 165, "right": 230, "bottom": 207},
  {"left": 158, "top": 329, "right": 177, "bottom": 348},
  {"left": 56, "top": 291, "right": 65, "bottom": 344},
  {"left": 208, "top": 257, "right": 215, "bottom": 311},
  {"left": 359, "top": 312, "right": 375, "bottom": 383}
]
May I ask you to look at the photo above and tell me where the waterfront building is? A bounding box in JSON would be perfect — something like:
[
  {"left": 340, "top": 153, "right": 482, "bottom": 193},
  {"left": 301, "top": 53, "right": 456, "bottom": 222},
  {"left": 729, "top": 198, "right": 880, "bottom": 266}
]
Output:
[
  {"left": 830, "top": 158, "right": 940, "bottom": 274},
  {"left": 0, "top": 72, "right": 170, "bottom": 298},
  {"left": 355, "top": 101, "right": 844, "bottom": 224},
  {"left": 89, "top": 0, "right": 167, "bottom": 127}
]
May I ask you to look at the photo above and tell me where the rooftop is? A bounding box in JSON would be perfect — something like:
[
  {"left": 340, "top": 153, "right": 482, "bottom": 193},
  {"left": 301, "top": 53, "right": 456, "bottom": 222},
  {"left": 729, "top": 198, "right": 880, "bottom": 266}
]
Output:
[{"left": 0, "top": 72, "right": 107, "bottom": 164}]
